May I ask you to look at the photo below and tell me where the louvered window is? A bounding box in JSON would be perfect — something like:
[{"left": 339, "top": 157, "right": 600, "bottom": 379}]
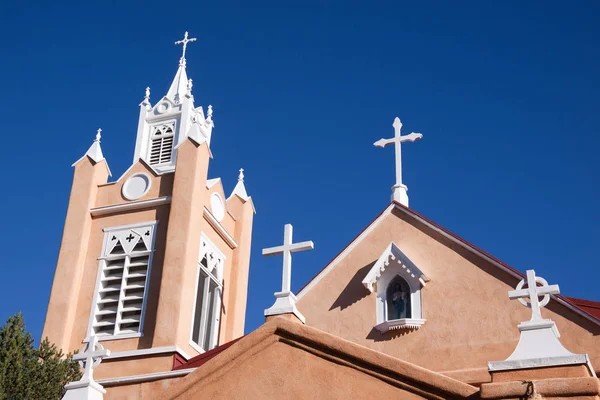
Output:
[
  {"left": 148, "top": 123, "right": 175, "bottom": 165},
  {"left": 191, "top": 235, "right": 224, "bottom": 352},
  {"left": 89, "top": 222, "right": 157, "bottom": 339}
]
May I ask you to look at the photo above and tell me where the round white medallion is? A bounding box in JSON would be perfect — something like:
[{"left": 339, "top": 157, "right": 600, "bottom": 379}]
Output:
[
  {"left": 122, "top": 173, "right": 151, "bottom": 200},
  {"left": 210, "top": 193, "right": 225, "bottom": 222}
]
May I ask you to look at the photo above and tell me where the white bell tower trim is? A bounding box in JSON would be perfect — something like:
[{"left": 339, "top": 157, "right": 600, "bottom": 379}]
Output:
[
  {"left": 132, "top": 31, "right": 215, "bottom": 172},
  {"left": 374, "top": 117, "right": 423, "bottom": 207}
]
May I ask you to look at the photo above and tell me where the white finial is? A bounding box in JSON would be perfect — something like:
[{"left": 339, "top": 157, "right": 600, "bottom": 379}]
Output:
[
  {"left": 373, "top": 117, "right": 423, "bottom": 207},
  {"left": 263, "top": 224, "right": 314, "bottom": 323},
  {"left": 73, "top": 335, "right": 110, "bottom": 383},
  {"left": 187, "top": 78, "right": 193, "bottom": 94},
  {"left": 508, "top": 270, "right": 560, "bottom": 322},
  {"left": 144, "top": 86, "right": 150, "bottom": 101},
  {"left": 238, "top": 168, "right": 244, "bottom": 182},
  {"left": 174, "top": 31, "right": 197, "bottom": 66},
  {"left": 207, "top": 104, "right": 213, "bottom": 119},
  {"left": 95, "top": 128, "right": 102, "bottom": 143}
]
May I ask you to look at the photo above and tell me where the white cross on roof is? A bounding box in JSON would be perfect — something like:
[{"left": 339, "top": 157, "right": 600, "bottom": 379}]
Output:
[
  {"left": 508, "top": 269, "right": 560, "bottom": 321},
  {"left": 73, "top": 335, "right": 110, "bottom": 382}
]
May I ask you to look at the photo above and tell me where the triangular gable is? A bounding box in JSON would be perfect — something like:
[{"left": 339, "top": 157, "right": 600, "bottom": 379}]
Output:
[
  {"left": 162, "top": 317, "right": 478, "bottom": 400},
  {"left": 362, "top": 242, "right": 430, "bottom": 293},
  {"left": 297, "top": 201, "right": 600, "bottom": 327}
]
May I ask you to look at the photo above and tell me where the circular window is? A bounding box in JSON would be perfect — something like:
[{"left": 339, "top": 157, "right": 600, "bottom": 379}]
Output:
[
  {"left": 210, "top": 193, "right": 225, "bottom": 222},
  {"left": 122, "top": 173, "right": 151, "bottom": 200}
]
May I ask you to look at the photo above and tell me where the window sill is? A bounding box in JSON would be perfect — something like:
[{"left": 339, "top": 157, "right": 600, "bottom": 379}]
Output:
[
  {"left": 87, "top": 332, "right": 143, "bottom": 342},
  {"left": 375, "top": 318, "right": 426, "bottom": 333}
]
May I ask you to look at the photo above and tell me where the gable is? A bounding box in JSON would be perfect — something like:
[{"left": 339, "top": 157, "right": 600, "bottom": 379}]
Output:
[
  {"left": 296, "top": 203, "right": 600, "bottom": 380},
  {"left": 161, "top": 317, "right": 477, "bottom": 400}
]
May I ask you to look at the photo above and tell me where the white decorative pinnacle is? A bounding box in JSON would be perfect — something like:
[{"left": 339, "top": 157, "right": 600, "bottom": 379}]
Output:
[
  {"left": 263, "top": 224, "right": 313, "bottom": 323},
  {"left": 186, "top": 78, "right": 193, "bottom": 95},
  {"left": 207, "top": 104, "right": 213, "bottom": 120},
  {"left": 374, "top": 117, "right": 423, "bottom": 207},
  {"left": 175, "top": 31, "right": 197, "bottom": 66},
  {"left": 508, "top": 269, "right": 560, "bottom": 322},
  {"left": 144, "top": 86, "right": 150, "bottom": 102},
  {"left": 95, "top": 128, "right": 102, "bottom": 143},
  {"left": 238, "top": 168, "right": 244, "bottom": 182}
]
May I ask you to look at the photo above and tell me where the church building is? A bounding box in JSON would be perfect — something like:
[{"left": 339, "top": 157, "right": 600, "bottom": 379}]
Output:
[{"left": 44, "top": 33, "right": 600, "bottom": 399}]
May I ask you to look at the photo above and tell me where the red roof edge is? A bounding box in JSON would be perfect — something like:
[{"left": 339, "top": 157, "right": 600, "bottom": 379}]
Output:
[
  {"left": 297, "top": 201, "right": 600, "bottom": 324},
  {"left": 173, "top": 337, "right": 244, "bottom": 371}
]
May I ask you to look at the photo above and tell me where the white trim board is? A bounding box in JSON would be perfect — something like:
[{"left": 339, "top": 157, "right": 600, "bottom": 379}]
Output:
[
  {"left": 97, "top": 368, "right": 196, "bottom": 387},
  {"left": 90, "top": 197, "right": 171, "bottom": 217},
  {"left": 296, "top": 202, "right": 600, "bottom": 328},
  {"left": 105, "top": 346, "right": 191, "bottom": 361},
  {"left": 203, "top": 207, "right": 238, "bottom": 249}
]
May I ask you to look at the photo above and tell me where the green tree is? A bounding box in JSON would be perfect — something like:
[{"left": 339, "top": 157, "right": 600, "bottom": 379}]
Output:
[{"left": 0, "top": 313, "right": 81, "bottom": 400}]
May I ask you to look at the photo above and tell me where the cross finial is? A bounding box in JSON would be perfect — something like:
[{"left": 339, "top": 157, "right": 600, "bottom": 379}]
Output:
[
  {"left": 508, "top": 270, "right": 560, "bottom": 322},
  {"left": 174, "top": 31, "right": 197, "bottom": 66},
  {"left": 373, "top": 117, "right": 423, "bottom": 207},
  {"left": 95, "top": 128, "right": 102, "bottom": 143},
  {"left": 73, "top": 335, "right": 110, "bottom": 383},
  {"left": 238, "top": 168, "right": 245, "bottom": 182}
]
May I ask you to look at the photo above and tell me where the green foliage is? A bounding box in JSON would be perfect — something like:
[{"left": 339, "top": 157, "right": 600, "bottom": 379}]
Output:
[{"left": 0, "top": 313, "right": 81, "bottom": 400}]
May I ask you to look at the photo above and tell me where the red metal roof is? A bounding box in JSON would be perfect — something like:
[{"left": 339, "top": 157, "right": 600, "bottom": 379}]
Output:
[
  {"left": 564, "top": 296, "right": 600, "bottom": 320},
  {"left": 174, "top": 337, "right": 243, "bottom": 370}
]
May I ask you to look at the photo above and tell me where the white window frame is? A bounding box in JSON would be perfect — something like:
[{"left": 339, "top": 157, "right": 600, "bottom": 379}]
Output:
[
  {"left": 147, "top": 119, "right": 178, "bottom": 172},
  {"left": 86, "top": 221, "right": 158, "bottom": 342},
  {"left": 189, "top": 233, "right": 225, "bottom": 353}
]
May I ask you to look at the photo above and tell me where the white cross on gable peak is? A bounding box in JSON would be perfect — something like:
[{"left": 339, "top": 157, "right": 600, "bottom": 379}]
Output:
[
  {"left": 174, "top": 31, "right": 197, "bottom": 67},
  {"left": 373, "top": 117, "right": 423, "bottom": 207},
  {"left": 508, "top": 269, "right": 560, "bottom": 322},
  {"left": 263, "top": 224, "right": 314, "bottom": 294}
]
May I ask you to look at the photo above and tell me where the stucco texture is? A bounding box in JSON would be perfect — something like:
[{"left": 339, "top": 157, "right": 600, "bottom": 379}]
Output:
[{"left": 297, "top": 207, "right": 600, "bottom": 380}]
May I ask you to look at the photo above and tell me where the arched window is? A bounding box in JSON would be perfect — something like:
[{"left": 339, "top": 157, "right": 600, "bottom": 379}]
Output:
[
  {"left": 191, "top": 235, "right": 224, "bottom": 352},
  {"left": 386, "top": 276, "right": 412, "bottom": 320},
  {"left": 148, "top": 123, "right": 175, "bottom": 165}
]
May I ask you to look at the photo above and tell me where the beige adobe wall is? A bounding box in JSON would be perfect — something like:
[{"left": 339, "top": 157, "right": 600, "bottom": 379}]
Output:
[
  {"left": 298, "top": 208, "right": 600, "bottom": 375},
  {"left": 42, "top": 157, "right": 110, "bottom": 353},
  {"left": 104, "top": 376, "right": 185, "bottom": 400}
]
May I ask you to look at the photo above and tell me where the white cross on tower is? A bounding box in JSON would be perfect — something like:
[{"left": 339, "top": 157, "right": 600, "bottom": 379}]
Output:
[
  {"left": 73, "top": 335, "right": 111, "bottom": 383},
  {"left": 263, "top": 224, "right": 313, "bottom": 323},
  {"left": 508, "top": 270, "right": 560, "bottom": 322},
  {"left": 174, "top": 31, "right": 197, "bottom": 66},
  {"left": 374, "top": 117, "right": 423, "bottom": 207}
]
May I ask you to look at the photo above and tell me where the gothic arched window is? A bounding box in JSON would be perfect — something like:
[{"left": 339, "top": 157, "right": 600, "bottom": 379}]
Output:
[
  {"left": 386, "top": 276, "right": 412, "bottom": 320},
  {"left": 148, "top": 122, "right": 175, "bottom": 165},
  {"left": 191, "top": 235, "right": 224, "bottom": 352}
]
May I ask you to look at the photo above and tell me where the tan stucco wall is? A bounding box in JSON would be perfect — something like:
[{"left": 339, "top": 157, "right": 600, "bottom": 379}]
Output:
[
  {"left": 298, "top": 207, "right": 600, "bottom": 376},
  {"left": 104, "top": 376, "right": 184, "bottom": 400}
]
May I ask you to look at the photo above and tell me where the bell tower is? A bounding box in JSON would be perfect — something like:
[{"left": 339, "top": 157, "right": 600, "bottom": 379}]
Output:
[{"left": 42, "top": 32, "right": 255, "bottom": 381}]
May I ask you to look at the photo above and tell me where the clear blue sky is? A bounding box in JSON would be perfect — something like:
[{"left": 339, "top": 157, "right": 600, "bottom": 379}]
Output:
[{"left": 1, "top": 1, "right": 598, "bottom": 343}]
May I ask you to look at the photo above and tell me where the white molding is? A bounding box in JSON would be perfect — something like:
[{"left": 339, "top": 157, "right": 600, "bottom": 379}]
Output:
[
  {"left": 297, "top": 203, "right": 600, "bottom": 328},
  {"left": 91, "top": 197, "right": 171, "bottom": 217},
  {"left": 375, "top": 318, "right": 426, "bottom": 333},
  {"left": 489, "top": 354, "right": 591, "bottom": 372},
  {"left": 97, "top": 368, "right": 196, "bottom": 387},
  {"left": 105, "top": 346, "right": 191, "bottom": 361},
  {"left": 203, "top": 207, "right": 238, "bottom": 249},
  {"left": 297, "top": 204, "right": 395, "bottom": 300},
  {"left": 102, "top": 220, "right": 159, "bottom": 233}
]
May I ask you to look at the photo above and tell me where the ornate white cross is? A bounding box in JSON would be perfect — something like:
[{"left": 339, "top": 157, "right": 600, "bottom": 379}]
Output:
[
  {"left": 175, "top": 31, "right": 197, "bottom": 66},
  {"left": 374, "top": 117, "right": 423, "bottom": 206},
  {"left": 263, "top": 224, "right": 313, "bottom": 294},
  {"left": 73, "top": 336, "right": 110, "bottom": 382},
  {"left": 508, "top": 270, "right": 560, "bottom": 321}
]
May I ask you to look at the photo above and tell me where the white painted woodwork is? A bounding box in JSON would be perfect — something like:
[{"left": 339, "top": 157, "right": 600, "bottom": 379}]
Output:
[{"left": 63, "top": 336, "right": 110, "bottom": 400}]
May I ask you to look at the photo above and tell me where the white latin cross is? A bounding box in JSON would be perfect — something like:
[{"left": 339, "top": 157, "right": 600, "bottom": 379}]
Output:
[
  {"left": 263, "top": 224, "right": 314, "bottom": 294},
  {"left": 175, "top": 31, "right": 197, "bottom": 66},
  {"left": 73, "top": 335, "right": 111, "bottom": 382},
  {"left": 374, "top": 117, "right": 423, "bottom": 206},
  {"left": 508, "top": 269, "right": 560, "bottom": 321}
]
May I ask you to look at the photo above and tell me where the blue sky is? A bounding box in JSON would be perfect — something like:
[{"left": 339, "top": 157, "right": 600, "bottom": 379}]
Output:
[{"left": 0, "top": 1, "right": 598, "bottom": 342}]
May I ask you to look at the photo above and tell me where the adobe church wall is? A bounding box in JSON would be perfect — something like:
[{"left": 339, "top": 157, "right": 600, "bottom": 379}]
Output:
[{"left": 297, "top": 208, "right": 600, "bottom": 377}]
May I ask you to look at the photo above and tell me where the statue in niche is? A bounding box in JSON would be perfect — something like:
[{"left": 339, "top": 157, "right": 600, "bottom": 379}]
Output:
[{"left": 386, "top": 276, "right": 411, "bottom": 320}]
